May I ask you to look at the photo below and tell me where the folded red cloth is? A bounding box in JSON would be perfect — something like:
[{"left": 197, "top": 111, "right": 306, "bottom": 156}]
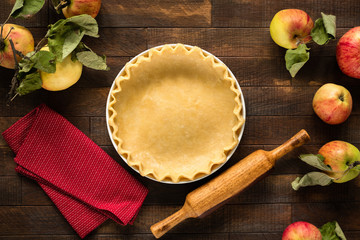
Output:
[{"left": 2, "top": 104, "right": 148, "bottom": 238}]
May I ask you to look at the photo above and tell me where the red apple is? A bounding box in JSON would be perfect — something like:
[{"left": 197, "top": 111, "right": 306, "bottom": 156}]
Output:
[
  {"left": 336, "top": 26, "right": 360, "bottom": 79},
  {"left": 62, "top": 0, "right": 101, "bottom": 19},
  {"left": 312, "top": 83, "right": 352, "bottom": 125},
  {"left": 270, "top": 9, "right": 314, "bottom": 49},
  {"left": 282, "top": 221, "right": 322, "bottom": 240},
  {"left": 319, "top": 140, "right": 360, "bottom": 183},
  {"left": 0, "top": 24, "right": 34, "bottom": 69}
]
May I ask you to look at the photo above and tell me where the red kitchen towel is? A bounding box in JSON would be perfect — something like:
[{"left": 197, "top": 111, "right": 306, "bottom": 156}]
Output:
[{"left": 2, "top": 104, "right": 148, "bottom": 238}]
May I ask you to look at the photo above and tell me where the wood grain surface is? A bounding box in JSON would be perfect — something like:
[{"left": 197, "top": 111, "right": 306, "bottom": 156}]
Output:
[{"left": 1, "top": 0, "right": 360, "bottom": 239}]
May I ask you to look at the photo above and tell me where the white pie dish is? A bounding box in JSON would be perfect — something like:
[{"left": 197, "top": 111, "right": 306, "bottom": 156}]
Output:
[{"left": 106, "top": 44, "right": 246, "bottom": 184}]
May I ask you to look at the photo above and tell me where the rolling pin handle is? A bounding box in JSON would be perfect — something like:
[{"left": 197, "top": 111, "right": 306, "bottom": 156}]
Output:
[
  {"left": 150, "top": 204, "right": 195, "bottom": 239},
  {"left": 269, "top": 129, "right": 310, "bottom": 164}
]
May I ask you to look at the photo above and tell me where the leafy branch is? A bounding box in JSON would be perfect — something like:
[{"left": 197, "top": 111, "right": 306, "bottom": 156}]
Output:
[
  {"left": 291, "top": 154, "right": 360, "bottom": 190},
  {"left": 285, "top": 12, "right": 336, "bottom": 77},
  {"left": 9, "top": 14, "right": 109, "bottom": 103}
]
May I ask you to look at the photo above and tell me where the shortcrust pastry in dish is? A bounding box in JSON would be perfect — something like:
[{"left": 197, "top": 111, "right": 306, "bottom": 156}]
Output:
[{"left": 108, "top": 44, "right": 244, "bottom": 183}]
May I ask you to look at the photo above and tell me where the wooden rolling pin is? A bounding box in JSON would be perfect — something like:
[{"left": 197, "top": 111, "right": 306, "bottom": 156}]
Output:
[{"left": 150, "top": 129, "right": 310, "bottom": 238}]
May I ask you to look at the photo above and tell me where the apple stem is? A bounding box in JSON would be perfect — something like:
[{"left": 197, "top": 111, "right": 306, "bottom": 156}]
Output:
[
  {"left": 8, "top": 38, "right": 18, "bottom": 67},
  {"left": 296, "top": 35, "right": 311, "bottom": 46},
  {"left": 3, "top": 27, "right": 14, "bottom": 41},
  {"left": 6, "top": 38, "right": 20, "bottom": 105},
  {"left": 53, "top": 0, "right": 71, "bottom": 13},
  {"left": 35, "top": 37, "right": 47, "bottom": 52},
  {"left": 2, "top": 14, "right": 11, "bottom": 29}
]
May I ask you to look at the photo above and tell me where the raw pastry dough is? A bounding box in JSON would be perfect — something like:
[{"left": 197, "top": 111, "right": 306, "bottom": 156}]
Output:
[{"left": 108, "top": 44, "right": 244, "bottom": 182}]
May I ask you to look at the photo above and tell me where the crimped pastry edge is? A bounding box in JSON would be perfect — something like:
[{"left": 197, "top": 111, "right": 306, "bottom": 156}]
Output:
[{"left": 108, "top": 43, "right": 245, "bottom": 183}]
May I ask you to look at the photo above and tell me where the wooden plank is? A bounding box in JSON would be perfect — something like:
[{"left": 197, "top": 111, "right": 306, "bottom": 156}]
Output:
[
  {"left": 77, "top": 57, "right": 130, "bottom": 88},
  {"left": 2, "top": 53, "right": 358, "bottom": 90},
  {"left": 21, "top": 177, "right": 52, "bottom": 206},
  {"left": 0, "top": 117, "right": 90, "bottom": 146},
  {"left": 241, "top": 116, "right": 360, "bottom": 145},
  {"left": 0, "top": 176, "right": 21, "bottom": 205},
  {"left": 0, "top": 234, "right": 229, "bottom": 240},
  {"left": 220, "top": 57, "right": 291, "bottom": 87},
  {"left": 0, "top": 236, "right": 77, "bottom": 240},
  {"left": 89, "top": 114, "right": 360, "bottom": 147},
  {"left": 96, "top": 0, "right": 211, "bottom": 27},
  {"left": 243, "top": 86, "right": 314, "bottom": 116},
  {"left": 3, "top": 232, "right": 360, "bottom": 240},
  {"left": 0, "top": 206, "right": 75, "bottom": 235},
  {"left": 95, "top": 205, "right": 228, "bottom": 234},
  {"left": 0, "top": 57, "right": 129, "bottom": 89},
  {"left": 344, "top": 232, "right": 360, "bottom": 240},
  {"left": 148, "top": 28, "right": 348, "bottom": 57},
  {"left": 244, "top": 86, "right": 360, "bottom": 116},
  {"left": 0, "top": 147, "right": 17, "bottom": 176},
  {"left": 84, "top": 28, "right": 147, "bottom": 57},
  {"left": 292, "top": 203, "right": 360, "bottom": 231},
  {"left": 0, "top": 117, "right": 21, "bottom": 146},
  {"left": 229, "top": 233, "right": 282, "bottom": 240},
  {"left": 91, "top": 117, "right": 113, "bottom": 146},
  {"left": 292, "top": 56, "right": 360, "bottom": 86},
  {"left": 0, "top": 88, "right": 108, "bottom": 118},
  {"left": 6, "top": 85, "right": 360, "bottom": 117},
  {"left": 229, "top": 174, "right": 360, "bottom": 204},
  {"left": 213, "top": 0, "right": 360, "bottom": 28},
  {"left": 226, "top": 204, "right": 291, "bottom": 232},
  {"left": 18, "top": 168, "right": 360, "bottom": 207},
  {"left": 0, "top": 1, "right": 49, "bottom": 27}
]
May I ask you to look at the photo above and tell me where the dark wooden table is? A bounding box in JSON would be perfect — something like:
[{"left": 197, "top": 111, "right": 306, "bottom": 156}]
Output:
[{"left": 1, "top": 0, "right": 360, "bottom": 239}]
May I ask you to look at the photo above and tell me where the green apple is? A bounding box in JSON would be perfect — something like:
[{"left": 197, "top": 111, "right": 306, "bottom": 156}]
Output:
[
  {"left": 282, "top": 221, "right": 322, "bottom": 240},
  {"left": 312, "top": 83, "right": 352, "bottom": 125},
  {"left": 40, "top": 47, "right": 83, "bottom": 91},
  {"left": 62, "top": 0, "right": 101, "bottom": 18},
  {"left": 270, "top": 9, "right": 314, "bottom": 49},
  {"left": 0, "top": 24, "right": 34, "bottom": 69},
  {"left": 319, "top": 140, "right": 360, "bottom": 183}
]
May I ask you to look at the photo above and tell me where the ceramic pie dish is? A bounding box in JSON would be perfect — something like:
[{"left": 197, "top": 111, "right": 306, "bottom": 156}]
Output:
[{"left": 106, "top": 44, "right": 245, "bottom": 184}]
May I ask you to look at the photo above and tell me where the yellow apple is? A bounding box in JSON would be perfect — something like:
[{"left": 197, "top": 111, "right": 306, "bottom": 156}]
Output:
[
  {"left": 40, "top": 47, "right": 83, "bottom": 91},
  {"left": 270, "top": 9, "right": 314, "bottom": 49},
  {"left": 0, "top": 24, "right": 34, "bottom": 69}
]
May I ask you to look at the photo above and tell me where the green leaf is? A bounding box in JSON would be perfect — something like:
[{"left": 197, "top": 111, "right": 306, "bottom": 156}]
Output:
[
  {"left": 16, "top": 72, "right": 42, "bottom": 96},
  {"left": 322, "top": 12, "right": 336, "bottom": 38},
  {"left": 76, "top": 51, "right": 109, "bottom": 71},
  {"left": 46, "top": 15, "right": 99, "bottom": 61},
  {"left": 291, "top": 172, "right": 333, "bottom": 190},
  {"left": 33, "top": 51, "right": 56, "bottom": 73},
  {"left": 10, "top": 0, "right": 45, "bottom": 18},
  {"left": 10, "top": 0, "right": 24, "bottom": 17},
  {"left": 320, "top": 221, "right": 347, "bottom": 240},
  {"left": 18, "top": 51, "right": 56, "bottom": 74},
  {"left": 353, "top": 165, "right": 360, "bottom": 171},
  {"left": 18, "top": 52, "right": 36, "bottom": 73},
  {"left": 62, "top": 30, "right": 85, "bottom": 60},
  {"left": 299, "top": 154, "right": 333, "bottom": 171},
  {"left": 285, "top": 44, "right": 310, "bottom": 77},
  {"left": 66, "top": 15, "right": 99, "bottom": 37},
  {"left": 311, "top": 18, "right": 329, "bottom": 45},
  {"left": 311, "top": 13, "right": 336, "bottom": 45}
]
